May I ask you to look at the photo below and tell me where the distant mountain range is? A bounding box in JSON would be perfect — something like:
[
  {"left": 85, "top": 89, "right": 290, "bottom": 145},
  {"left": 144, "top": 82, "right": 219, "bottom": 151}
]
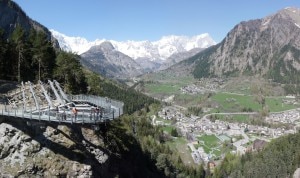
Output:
[
  {"left": 51, "top": 30, "right": 216, "bottom": 79},
  {"left": 51, "top": 30, "right": 216, "bottom": 61},
  {"left": 169, "top": 7, "right": 300, "bottom": 84}
]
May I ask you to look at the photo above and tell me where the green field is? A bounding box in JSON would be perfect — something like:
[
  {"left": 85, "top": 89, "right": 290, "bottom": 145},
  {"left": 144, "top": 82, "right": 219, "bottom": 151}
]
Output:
[
  {"left": 211, "top": 93, "right": 297, "bottom": 112},
  {"left": 145, "top": 83, "right": 181, "bottom": 94},
  {"left": 198, "top": 134, "right": 220, "bottom": 148},
  {"left": 196, "top": 134, "right": 222, "bottom": 157},
  {"left": 213, "top": 114, "right": 250, "bottom": 123},
  {"left": 162, "top": 125, "right": 174, "bottom": 134},
  {"left": 174, "top": 94, "right": 204, "bottom": 107},
  {"left": 212, "top": 93, "right": 260, "bottom": 112},
  {"left": 167, "top": 137, "right": 197, "bottom": 167},
  {"left": 265, "top": 97, "right": 296, "bottom": 112},
  {"left": 142, "top": 73, "right": 196, "bottom": 96}
]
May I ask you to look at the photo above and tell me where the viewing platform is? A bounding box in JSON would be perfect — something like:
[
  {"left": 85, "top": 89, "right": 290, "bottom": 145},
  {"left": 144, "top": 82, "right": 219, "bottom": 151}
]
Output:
[{"left": 0, "top": 80, "right": 124, "bottom": 125}]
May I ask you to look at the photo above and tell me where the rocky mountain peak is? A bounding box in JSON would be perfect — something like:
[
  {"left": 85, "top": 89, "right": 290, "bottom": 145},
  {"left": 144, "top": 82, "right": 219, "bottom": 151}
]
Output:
[
  {"left": 99, "top": 41, "right": 115, "bottom": 51},
  {"left": 253, "top": 7, "right": 300, "bottom": 33},
  {"left": 279, "top": 7, "right": 300, "bottom": 20},
  {"left": 89, "top": 41, "right": 115, "bottom": 52}
]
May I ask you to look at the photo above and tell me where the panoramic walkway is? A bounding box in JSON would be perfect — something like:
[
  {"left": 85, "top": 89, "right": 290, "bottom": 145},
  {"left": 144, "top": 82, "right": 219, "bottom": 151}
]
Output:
[{"left": 0, "top": 80, "right": 124, "bottom": 125}]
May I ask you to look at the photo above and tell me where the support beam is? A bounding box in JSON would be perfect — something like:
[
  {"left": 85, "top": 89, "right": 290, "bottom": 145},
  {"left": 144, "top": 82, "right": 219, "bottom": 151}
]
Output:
[
  {"left": 54, "top": 80, "right": 70, "bottom": 102},
  {"left": 29, "top": 81, "right": 40, "bottom": 111},
  {"left": 48, "top": 80, "right": 64, "bottom": 104},
  {"left": 21, "top": 82, "right": 26, "bottom": 111},
  {"left": 39, "top": 81, "right": 53, "bottom": 108}
]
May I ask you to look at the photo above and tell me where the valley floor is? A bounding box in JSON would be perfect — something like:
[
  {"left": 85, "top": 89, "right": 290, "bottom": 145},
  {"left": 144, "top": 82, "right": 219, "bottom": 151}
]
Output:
[{"left": 136, "top": 74, "right": 300, "bottom": 168}]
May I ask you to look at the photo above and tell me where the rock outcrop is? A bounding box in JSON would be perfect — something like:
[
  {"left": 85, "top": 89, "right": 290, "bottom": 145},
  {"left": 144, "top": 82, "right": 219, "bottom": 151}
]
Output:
[{"left": 0, "top": 122, "right": 108, "bottom": 177}]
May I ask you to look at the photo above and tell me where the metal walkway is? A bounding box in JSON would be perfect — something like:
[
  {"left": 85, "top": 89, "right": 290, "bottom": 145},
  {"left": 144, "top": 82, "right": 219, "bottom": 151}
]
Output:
[{"left": 0, "top": 80, "right": 124, "bottom": 124}]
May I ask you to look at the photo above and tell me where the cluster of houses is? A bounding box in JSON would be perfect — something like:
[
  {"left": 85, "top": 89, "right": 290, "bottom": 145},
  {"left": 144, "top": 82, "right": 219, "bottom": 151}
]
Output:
[
  {"left": 180, "top": 78, "right": 225, "bottom": 95},
  {"left": 188, "top": 143, "right": 210, "bottom": 164},
  {"left": 180, "top": 84, "right": 206, "bottom": 95},
  {"left": 158, "top": 106, "right": 297, "bottom": 141},
  {"left": 266, "top": 110, "right": 300, "bottom": 124}
]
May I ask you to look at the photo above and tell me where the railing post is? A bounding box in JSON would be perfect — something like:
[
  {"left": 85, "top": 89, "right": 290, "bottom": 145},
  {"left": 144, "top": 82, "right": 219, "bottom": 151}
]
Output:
[
  {"left": 48, "top": 106, "right": 50, "bottom": 121},
  {"left": 82, "top": 111, "right": 84, "bottom": 124}
]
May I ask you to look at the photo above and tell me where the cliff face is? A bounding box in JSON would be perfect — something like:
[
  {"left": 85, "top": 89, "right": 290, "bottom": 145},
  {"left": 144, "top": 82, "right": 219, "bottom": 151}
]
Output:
[
  {"left": 0, "top": 121, "right": 104, "bottom": 177},
  {"left": 0, "top": 0, "right": 59, "bottom": 48},
  {"left": 0, "top": 116, "right": 164, "bottom": 178}
]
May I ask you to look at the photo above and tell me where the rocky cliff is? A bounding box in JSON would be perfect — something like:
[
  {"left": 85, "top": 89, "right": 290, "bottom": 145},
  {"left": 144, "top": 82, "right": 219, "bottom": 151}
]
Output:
[{"left": 0, "top": 120, "right": 106, "bottom": 177}]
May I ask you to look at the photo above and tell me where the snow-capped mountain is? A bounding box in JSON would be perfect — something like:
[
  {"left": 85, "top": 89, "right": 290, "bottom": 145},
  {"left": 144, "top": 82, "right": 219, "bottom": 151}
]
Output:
[
  {"left": 50, "top": 29, "right": 216, "bottom": 61},
  {"left": 50, "top": 30, "right": 105, "bottom": 54}
]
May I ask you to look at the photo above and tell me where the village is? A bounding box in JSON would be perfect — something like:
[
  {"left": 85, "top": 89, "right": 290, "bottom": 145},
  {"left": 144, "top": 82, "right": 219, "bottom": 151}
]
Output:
[
  {"left": 180, "top": 78, "right": 225, "bottom": 95},
  {"left": 154, "top": 105, "right": 300, "bottom": 166}
]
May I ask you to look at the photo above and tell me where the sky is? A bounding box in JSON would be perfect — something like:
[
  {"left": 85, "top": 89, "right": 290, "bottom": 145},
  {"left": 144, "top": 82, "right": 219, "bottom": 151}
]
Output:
[{"left": 13, "top": 0, "right": 300, "bottom": 42}]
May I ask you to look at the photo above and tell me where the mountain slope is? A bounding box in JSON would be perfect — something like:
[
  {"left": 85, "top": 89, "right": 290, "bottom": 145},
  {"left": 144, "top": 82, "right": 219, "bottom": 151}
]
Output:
[
  {"left": 159, "top": 48, "right": 204, "bottom": 70},
  {"left": 175, "top": 7, "right": 300, "bottom": 84},
  {"left": 0, "top": 0, "right": 59, "bottom": 48},
  {"left": 80, "top": 41, "right": 143, "bottom": 79}
]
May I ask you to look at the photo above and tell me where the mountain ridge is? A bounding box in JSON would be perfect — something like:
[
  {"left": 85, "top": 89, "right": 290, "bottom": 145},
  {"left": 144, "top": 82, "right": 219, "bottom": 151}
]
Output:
[{"left": 50, "top": 29, "right": 216, "bottom": 61}]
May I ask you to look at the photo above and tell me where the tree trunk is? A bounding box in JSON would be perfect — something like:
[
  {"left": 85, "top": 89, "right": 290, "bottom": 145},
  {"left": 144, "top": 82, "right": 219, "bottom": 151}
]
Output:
[{"left": 18, "top": 47, "right": 21, "bottom": 82}]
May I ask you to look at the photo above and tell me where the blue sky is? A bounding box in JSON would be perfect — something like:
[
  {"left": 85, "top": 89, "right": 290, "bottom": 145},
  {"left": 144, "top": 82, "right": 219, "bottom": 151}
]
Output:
[{"left": 13, "top": 0, "right": 300, "bottom": 42}]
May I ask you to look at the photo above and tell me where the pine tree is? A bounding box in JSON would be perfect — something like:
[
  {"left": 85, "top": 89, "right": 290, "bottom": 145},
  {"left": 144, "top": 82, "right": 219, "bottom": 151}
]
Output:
[
  {"left": 10, "top": 25, "right": 25, "bottom": 82},
  {"left": 29, "top": 30, "right": 56, "bottom": 81},
  {"left": 54, "top": 51, "right": 87, "bottom": 94}
]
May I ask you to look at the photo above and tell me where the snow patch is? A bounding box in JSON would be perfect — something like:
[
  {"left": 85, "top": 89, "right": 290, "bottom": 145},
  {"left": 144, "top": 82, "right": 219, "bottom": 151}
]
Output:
[
  {"left": 285, "top": 7, "right": 298, "bottom": 13},
  {"left": 295, "top": 23, "right": 300, "bottom": 28},
  {"left": 262, "top": 18, "right": 270, "bottom": 26}
]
